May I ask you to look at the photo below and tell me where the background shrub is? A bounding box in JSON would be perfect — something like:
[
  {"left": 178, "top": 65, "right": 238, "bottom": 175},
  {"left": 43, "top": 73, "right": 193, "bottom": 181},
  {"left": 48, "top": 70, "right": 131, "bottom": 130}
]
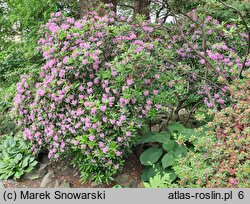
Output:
[
  {"left": 0, "top": 85, "right": 17, "bottom": 136},
  {"left": 171, "top": 74, "right": 250, "bottom": 188}
]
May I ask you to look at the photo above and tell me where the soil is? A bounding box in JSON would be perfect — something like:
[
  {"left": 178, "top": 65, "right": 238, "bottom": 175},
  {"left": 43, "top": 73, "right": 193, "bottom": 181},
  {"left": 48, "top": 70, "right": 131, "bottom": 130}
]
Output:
[{"left": 3, "top": 153, "right": 143, "bottom": 188}]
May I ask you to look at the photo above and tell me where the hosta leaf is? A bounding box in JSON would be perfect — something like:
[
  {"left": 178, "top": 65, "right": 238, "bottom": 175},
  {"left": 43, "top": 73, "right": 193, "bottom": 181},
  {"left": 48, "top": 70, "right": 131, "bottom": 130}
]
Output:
[
  {"left": 141, "top": 164, "right": 162, "bottom": 182},
  {"left": 0, "top": 174, "right": 7, "bottom": 180},
  {"left": 136, "top": 132, "right": 171, "bottom": 144},
  {"left": 168, "top": 122, "right": 185, "bottom": 134},
  {"left": 25, "top": 166, "right": 35, "bottom": 173},
  {"left": 140, "top": 147, "right": 163, "bottom": 166},
  {"left": 30, "top": 160, "right": 38, "bottom": 167},
  {"left": 174, "top": 145, "right": 187, "bottom": 157},
  {"left": 13, "top": 153, "right": 22, "bottom": 164},
  {"left": 14, "top": 171, "right": 22, "bottom": 179},
  {"left": 161, "top": 152, "right": 175, "bottom": 169},
  {"left": 21, "top": 156, "right": 30, "bottom": 168},
  {"left": 0, "top": 162, "right": 8, "bottom": 169},
  {"left": 163, "top": 169, "right": 177, "bottom": 182},
  {"left": 141, "top": 168, "right": 150, "bottom": 181},
  {"left": 29, "top": 157, "right": 35, "bottom": 163},
  {"left": 162, "top": 140, "right": 178, "bottom": 152},
  {"left": 168, "top": 122, "right": 195, "bottom": 139}
]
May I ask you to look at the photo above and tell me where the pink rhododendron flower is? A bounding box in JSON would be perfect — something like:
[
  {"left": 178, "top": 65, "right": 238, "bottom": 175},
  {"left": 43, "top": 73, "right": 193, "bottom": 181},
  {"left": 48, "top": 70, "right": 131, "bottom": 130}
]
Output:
[
  {"left": 89, "top": 135, "right": 95, "bottom": 141},
  {"left": 100, "top": 105, "right": 106, "bottom": 112},
  {"left": 73, "top": 140, "right": 78, "bottom": 146},
  {"left": 102, "top": 147, "right": 108, "bottom": 153}
]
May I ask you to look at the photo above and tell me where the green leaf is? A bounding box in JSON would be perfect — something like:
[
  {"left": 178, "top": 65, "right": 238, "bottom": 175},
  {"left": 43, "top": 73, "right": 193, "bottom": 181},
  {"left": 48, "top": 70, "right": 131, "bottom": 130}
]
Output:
[
  {"left": 113, "top": 184, "right": 122, "bottom": 188},
  {"left": 136, "top": 132, "right": 171, "bottom": 144},
  {"left": 14, "top": 171, "right": 22, "bottom": 179},
  {"left": 21, "top": 156, "right": 30, "bottom": 167},
  {"left": 57, "top": 30, "right": 66, "bottom": 40},
  {"left": 168, "top": 122, "right": 185, "bottom": 134},
  {"left": 163, "top": 169, "right": 177, "bottom": 182},
  {"left": 25, "top": 165, "right": 35, "bottom": 173},
  {"left": 30, "top": 160, "right": 38, "bottom": 167},
  {"left": 140, "top": 147, "right": 163, "bottom": 166},
  {"left": 174, "top": 146, "right": 187, "bottom": 157},
  {"left": 168, "top": 122, "right": 195, "bottom": 139},
  {"left": 141, "top": 168, "right": 150, "bottom": 181},
  {"left": 144, "top": 174, "right": 166, "bottom": 188},
  {"left": 13, "top": 153, "right": 22, "bottom": 163},
  {"left": 0, "top": 162, "right": 8, "bottom": 169},
  {"left": 161, "top": 152, "right": 175, "bottom": 169},
  {"left": 141, "top": 165, "right": 159, "bottom": 182},
  {"left": 143, "top": 173, "right": 172, "bottom": 188},
  {"left": 0, "top": 174, "right": 7, "bottom": 180},
  {"left": 143, "top": 182, "right": 151, "bottom": 188},
  {"left": 183, "top": 129, "right": 196, "bottom": 139},
  {"left": 162, "top": 140, "right": 178, "bottom": 152}
]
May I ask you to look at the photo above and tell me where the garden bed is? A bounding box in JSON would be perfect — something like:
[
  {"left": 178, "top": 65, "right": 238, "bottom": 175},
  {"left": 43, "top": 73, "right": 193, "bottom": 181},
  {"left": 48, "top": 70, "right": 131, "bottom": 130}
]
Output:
[{"left": 2, "top": 153, "right": 143, "bottom": 188}]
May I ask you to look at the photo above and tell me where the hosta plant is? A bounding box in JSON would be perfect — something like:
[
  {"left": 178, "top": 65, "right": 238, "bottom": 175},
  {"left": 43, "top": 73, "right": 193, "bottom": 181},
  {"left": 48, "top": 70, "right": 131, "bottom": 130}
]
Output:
[
  {"left": 138, "top": 122, "right": 195, "bottom": 183},
  {"left": 0, "top": 134, "right": 37, "bottom": 180}
]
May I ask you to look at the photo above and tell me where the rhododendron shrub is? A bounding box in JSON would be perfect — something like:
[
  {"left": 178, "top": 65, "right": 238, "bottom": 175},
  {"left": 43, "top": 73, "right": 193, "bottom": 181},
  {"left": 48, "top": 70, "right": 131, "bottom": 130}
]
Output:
[
  {"left": 164, "top": 11, "right": 249, "bottom": 110},
  {"left": 14, "top": 8, "right": 171, "bottom": 182}
]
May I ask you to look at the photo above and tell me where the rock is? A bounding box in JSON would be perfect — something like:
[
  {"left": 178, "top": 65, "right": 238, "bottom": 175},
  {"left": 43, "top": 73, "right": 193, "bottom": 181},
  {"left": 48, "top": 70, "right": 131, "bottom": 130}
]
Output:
[
  {"left": 73, "top": 170, "right": 80, "bottom": 176},
  {"left": 39, "top": 163, "right": 48, "bottom": 171},
  {"left": 137, "top": 182, "right": 145, "bottom": 188},
  {"left": 61, "top": 166, "right": 68, "bottom": 172},
  {"left": 90, "top": 182, "right": 101, "bottom": 188},
  {"left": 40, "top": 171, "right": 54, "bottom": 187},
  {"left": 41, "top": 155, "right": 50, "bottom": 165},
  {"left": 128, "top": 180, "right": 137, "bottom": 188},
  {"left": 152, "top": 114, "right": 166, "bottom": 123},
  {"left": 23, "top": 163, "right": 48, "bottom": 180},
  {"left": 115, "top": 173, "right": 130, "bottom": 185},
  {"left": 55, "top": 180, "right": 71, "bottom": 188},
  {"left": 159, "top": 119, "right": 168, "bottom": 131},
  {"left": 151, "top": 125, "right": 160, "bottom": 132},
  {"left": 54, "top": 180, "right": 60, "bottom": 188},
  {"left": 0, "top": 180, "right": 5, "bottom": 188},
  {"left": 179, "top": 109, "right": 188, "bottom": 115}
]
